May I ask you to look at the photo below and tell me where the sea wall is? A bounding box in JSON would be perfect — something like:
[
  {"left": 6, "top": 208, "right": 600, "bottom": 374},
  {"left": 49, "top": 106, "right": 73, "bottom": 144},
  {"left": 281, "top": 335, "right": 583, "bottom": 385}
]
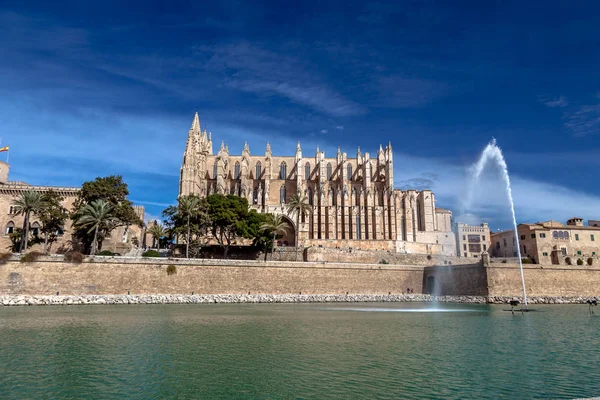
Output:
[
  {"left": 0, "top": 256, "right": 425, "bottom": 296},
  {"left": 423, "top": 264, "right": 488, "bottom": 296}
]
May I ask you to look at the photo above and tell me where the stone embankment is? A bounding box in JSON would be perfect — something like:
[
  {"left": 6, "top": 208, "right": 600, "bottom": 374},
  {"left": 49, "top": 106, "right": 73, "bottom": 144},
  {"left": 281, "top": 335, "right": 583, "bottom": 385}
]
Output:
[{"left": 1, "top": 294, "right": 598, "bottom": 306}]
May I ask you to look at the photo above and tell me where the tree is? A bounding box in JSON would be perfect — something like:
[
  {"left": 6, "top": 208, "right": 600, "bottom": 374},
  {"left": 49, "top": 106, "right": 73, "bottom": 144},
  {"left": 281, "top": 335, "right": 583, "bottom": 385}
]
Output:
[
  {"left": 162, "top": 194, "right": 209, "bottom": 258},
  {"left": 259, "top": 214, "right": 290, "bottom": 261},
  {"left": 74, "top": 200, "right": 117, "bottom": 255},
  {"left": 206, "top": 194, "right": 254, "bottom": 258},
  {"left": 12, "top": 190, "right": 43, "bottom": 253},
  {"left": 286, "top": 194, "right": 312, "bottom": 261},
  {"left": 146, "top": 221, "right": 166, "bottom": 249},
  {"left": 38, "top": 190, "right": 68, "bottom": 254},
  {"left": 71, "top": 176, "right": 142, "bottom": 253}
]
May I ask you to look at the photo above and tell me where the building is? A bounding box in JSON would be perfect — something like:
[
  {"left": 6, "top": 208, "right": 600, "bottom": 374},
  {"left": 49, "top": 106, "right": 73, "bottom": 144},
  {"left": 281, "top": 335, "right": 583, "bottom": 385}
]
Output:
[
  {"left": 179, "top": 112, "right": 456, "bottom": 255},
  {"left": 490, "top": 229, "right": 519, "bottom": 258},
  {"left": 0, "top": 161, "right": 145, "bottom": 254},
  {"left": 491, "top": 218, "right": 600, "bottom": 264},
  {"left": 455, "top": 222, "right": 491, "bottom": 258}
]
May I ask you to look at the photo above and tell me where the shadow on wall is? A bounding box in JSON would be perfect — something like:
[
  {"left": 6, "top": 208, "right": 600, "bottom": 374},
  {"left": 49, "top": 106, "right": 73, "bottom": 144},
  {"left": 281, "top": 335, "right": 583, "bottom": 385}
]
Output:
[{"left": 422, "top": 264, "right": 489, "bottom": 296}]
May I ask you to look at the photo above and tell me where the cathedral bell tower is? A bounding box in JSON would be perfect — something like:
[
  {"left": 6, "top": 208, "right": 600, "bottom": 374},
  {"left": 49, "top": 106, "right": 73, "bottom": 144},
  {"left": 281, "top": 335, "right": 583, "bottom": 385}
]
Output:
[{"left": 179, "top": 112, "right": 213, "bottom": 197}]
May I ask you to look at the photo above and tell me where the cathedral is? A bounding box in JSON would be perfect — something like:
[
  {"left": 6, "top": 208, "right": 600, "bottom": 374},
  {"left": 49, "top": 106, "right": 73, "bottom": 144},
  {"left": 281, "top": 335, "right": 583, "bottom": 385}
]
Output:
[{"left": 179, "top": 113, "right": 456, "bottom": 255}]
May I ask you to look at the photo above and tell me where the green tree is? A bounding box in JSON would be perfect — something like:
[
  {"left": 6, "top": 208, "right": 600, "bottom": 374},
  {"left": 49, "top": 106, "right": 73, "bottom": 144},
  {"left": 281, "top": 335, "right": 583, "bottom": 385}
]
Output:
[
  {"left": 286, "top": 194, "right": 312, "bottom": 261},
  {"left": 146, "top": 221, "right": 166, "bottom": 249},
  {"left": 71, "top": 176, "right": 142, "bottom": 253},
  {"left": 206, "top": 194, "right": 256, "bottom": 258},
  {"left": 38, "top": 190, "right": 68, "bottom": 254},
  {"left": 162, "top": 195, "right": 209, "bottom": 258},
  {"left": 12, "top": 190, "right": 44, "bottom": 253},
  {"left": 259, "top": 214, "right": 290, "bottom": 261},
  {"left": 74, "top": 200, "right": 117, "bottom": 255}
]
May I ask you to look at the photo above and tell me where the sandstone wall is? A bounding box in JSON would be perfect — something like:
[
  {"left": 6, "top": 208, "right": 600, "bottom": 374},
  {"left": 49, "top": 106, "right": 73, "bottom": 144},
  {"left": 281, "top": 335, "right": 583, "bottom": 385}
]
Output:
[
  {"left": 305, "top": 246, "right": 466, "bottom": 266},
  {"left": 486, "top": 263, "right": 600, "bottom": 297},
  {"left": 423, "top": 264, "right": 488, "bottom": 296},
  {"left": 0, "top": 256, "right": 425, "bottom": 296}
]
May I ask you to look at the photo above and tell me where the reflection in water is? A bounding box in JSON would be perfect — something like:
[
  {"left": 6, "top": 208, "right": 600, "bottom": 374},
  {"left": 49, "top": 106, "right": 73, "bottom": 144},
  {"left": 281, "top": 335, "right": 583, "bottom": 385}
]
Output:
[{"left": 1, "top": 303, "right": 599, "bottom": 399}]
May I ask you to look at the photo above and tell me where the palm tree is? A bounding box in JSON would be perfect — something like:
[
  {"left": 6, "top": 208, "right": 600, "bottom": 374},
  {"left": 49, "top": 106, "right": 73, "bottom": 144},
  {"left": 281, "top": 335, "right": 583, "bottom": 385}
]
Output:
[
  {"left": 259, "top": 214, "right": 290, "bottom": 261},
  {"left": 12, "top": 190, "right": 43, "bottom": 253},
  {"left": 74, "top": 199, "right": 116, "bottom": 255},
  {"left": 178, "top": 195, "right": 201, "bottom": 258},
  {"left": 286, "top": 194, "right": 312, "bottom": 261},
  {"left": 147, "top": 221, "right": 165, "bottom": 249}
]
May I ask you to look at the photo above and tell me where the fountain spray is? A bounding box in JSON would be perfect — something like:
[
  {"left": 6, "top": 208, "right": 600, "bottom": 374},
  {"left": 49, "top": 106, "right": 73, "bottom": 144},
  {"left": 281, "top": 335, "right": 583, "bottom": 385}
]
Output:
[{"left": 467, "top": 139, "right": 528, "bottom": 309}]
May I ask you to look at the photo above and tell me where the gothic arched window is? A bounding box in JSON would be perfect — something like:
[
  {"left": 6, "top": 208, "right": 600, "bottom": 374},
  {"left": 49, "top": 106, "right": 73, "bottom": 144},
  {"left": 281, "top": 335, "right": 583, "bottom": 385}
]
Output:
[
  {"left": 31, "top": 221, "right": 40, "bottom": 237},
  {"left": 5, "top": 221, "right": 14, "bottom": 235},
  {"left": 347, "top": 164, "right": 352, "bottom": 181},
  {"left": 558, "top": 231, "right": 564, "bottom": 239},
  {"left": 553, "top": 231, "right": 559, "bottom": 239},
  {"left": 563, "top": 231, "right": 569, "bottom": 240},
  {"left": 213, "top": 162, "right": 218, "bottom": 179},
  {"left": 280, "top": 185, "right": 287, "bottom": 204},
  {"left": 305, "top": 162, "right": 311, "bottom": 180},
  {"left": 234, "top": 162, "right": 241, "bottom": 179},
  {"left": 417, "top": 199, "right": 424, "bottom": 232},
  {"left": 255, "top": 161, "right": 262, "bottom": 179},
  {"left": 354, "top": 187, "right": 360, "bottom": 206},
  {"left": 326, "top": 163, "right": 332, "bottom": 180},
  {"left": 279, "top": 162, "right": 287, "bottom": 180}
]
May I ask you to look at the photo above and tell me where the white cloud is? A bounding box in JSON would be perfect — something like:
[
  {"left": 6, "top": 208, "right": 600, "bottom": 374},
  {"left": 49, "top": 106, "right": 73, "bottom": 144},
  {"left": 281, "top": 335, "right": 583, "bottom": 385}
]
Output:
[
  {"left": 336, "top": 125, "right": 344, "bottom": 130},
  {"left": 539, "top": 95, "right": 568, "bottom": 108},
  {"left": 320, "top": 129, "right": 328, "bottom": 134},
  {"left": 564, "top": 104, "right": 600, "bottom": 137}
]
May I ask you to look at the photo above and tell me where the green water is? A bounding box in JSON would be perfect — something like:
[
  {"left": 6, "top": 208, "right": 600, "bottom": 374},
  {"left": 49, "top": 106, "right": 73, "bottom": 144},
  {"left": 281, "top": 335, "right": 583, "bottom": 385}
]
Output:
[{"left": 1, "top": 303, "right": 600, "bottom": 399}]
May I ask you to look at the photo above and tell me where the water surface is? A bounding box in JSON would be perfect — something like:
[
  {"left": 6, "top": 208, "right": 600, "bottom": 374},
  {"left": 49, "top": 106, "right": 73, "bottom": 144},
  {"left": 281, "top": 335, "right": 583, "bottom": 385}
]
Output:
[{"left": 2, "top": 302, "right": 599, "bottom": 399}]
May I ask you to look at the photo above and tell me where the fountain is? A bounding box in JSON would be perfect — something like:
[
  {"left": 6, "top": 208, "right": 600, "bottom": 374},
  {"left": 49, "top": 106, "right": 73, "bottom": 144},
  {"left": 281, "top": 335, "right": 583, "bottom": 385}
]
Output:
[{"left": 466, "top": 139, "right": 528, "bottom": 310}]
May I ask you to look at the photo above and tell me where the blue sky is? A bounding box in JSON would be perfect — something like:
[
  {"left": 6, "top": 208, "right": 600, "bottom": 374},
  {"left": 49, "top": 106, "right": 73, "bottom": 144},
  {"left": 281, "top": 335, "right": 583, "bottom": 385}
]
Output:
[{"left": 1, "top": 0, "right": 599, "bottom": 230}]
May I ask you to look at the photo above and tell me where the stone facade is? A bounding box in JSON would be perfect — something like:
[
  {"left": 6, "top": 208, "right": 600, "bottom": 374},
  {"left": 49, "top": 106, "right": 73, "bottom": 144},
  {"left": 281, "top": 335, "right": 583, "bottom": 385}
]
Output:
[
  {"left": 491, "top": 218, "right": 600, "bottom": 264},
  {"left": 179, "top": 113, "right": 456, "bottom": 255},
  {"left": 0, "top": 161, "right": 145, "bottom": 254},
  {"left": 490, "top": 229, "right": 519, "bottom": 258},
  {"left": 455, "top": 222, "right": 491, "bottom": 258}
]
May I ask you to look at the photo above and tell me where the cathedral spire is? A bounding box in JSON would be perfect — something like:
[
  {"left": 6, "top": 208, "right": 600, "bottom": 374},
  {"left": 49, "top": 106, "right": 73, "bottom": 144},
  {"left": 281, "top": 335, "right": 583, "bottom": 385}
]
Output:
[
  {"left": 190, "top": 111, "right": 200, "bottom": 132},
  {"left": 265, "top": 142, "right": 272, "bottom": 158}
]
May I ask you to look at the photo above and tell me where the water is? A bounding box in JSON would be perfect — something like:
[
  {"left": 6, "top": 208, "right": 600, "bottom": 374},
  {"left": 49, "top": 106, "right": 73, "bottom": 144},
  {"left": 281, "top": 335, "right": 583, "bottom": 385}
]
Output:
[
  {"left": 467, "top": 139, "right": 528, "bottom": 308},
  {"left": 2, "top": 303, "right": 600, "bottom": 399}
]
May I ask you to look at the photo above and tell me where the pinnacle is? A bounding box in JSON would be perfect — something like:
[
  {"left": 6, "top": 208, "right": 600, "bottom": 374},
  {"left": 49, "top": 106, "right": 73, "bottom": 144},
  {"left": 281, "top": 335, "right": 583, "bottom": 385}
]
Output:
[{"left": 190, "top": 111, "right": 200, "bottom": 132}]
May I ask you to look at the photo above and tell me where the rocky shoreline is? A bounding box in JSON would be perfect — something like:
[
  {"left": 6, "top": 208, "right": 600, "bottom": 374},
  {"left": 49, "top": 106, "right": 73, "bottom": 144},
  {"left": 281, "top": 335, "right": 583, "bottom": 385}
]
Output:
[{"left": 1, "top": 293, "right": 598, "bottom": 306}]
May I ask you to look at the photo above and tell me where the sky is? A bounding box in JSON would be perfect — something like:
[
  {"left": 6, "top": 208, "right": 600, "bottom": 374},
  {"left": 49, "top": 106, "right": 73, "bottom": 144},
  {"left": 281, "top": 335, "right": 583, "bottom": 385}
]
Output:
[{"left": 1, "top": 0, "right": 599, "bottom": 230}]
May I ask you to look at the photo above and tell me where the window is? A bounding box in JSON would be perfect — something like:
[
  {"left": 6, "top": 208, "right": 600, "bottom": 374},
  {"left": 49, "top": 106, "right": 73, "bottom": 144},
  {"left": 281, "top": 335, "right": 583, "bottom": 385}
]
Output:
[
  {"left": 253, "top": 189, "right": 258, "bottom": 204},
  {"left": 255, "top": 162, "right": 262, "bottom": 179},
  {"left": 31, "top": 222, "right": 40, "bottom": 237},
  {"left": 416, "top": 199, "right": 423, "bottom": 232},
  {"left": 464, "top": 252, "right": 467, "bottom": 257},
  {"left": 523, "top": 245, "right": 527, "bottom": 254},
  {"left": 564, "top": 231, "right": 569, "bottom": 239},
  {"left": 558, "top": 231, "right": 564, "bottom": 239},
  {"left": 347, "top": 164, "right": 352, "bottom": 181},
  {"left": 531, "top": 233, "right": 535, "bottom": 239},
  {"left": 280, "top": 185, "right": 286, "bottom": 203},
  {"left": 542, "top": 252, "right": 548, "bottom": 256},
  {"left": 234, "top": 162, "right": 241, "bottom": 179},
  {"left": 305, "top": 163, "right": 310, "bottom": 180},
  {"left": 540, "top": 233, "right": 546, "bottom": 238},
  {"left": 593, "top": 252, "right": 596, "bottom": 256},
  {"left": 279, "top": 162, "right": 287, "bottom": 179},
  {"left": 482, "top": 235, "right": 486, "bottom": 241},
  {"left": 483, "top": 244, "right": 487, "bottom": 251},
  {"left": 495, "top": 242, "right": 500, "bottom": 249},
  {"left": 592, "top": 234, "right": 595, "bottom": 242},
  {"left": 5, "top": 221, "right": 14, "bottom": 235},
  {"left": 503, "top": 238, "right": 507, "bottom": 246},
  {"left": 553, "top": 231, "right": 559, "bottom": 239},
  {"left": 520, "top": 235, "right": 526, "bottom": 240},
  {"left": 326, "top": 163, "right": 332, "bottom": 180},
  {"left": 463, "top": 235, "right": 466, "bottom": 241},
  {"left": 577, "top": 250, "right": 582, "bottom": 255},
  {"left": 308, "top": 188, "right": 313, "bottom": 206},
  {"left": 463, "top": 244, "right": 467, "bottom": 251},
  {"left": 575, "top": 233, "right": 579, "bottom": 241},
  {"left": 469, "top": 244, "right": 481, "bottom": 253},
  {"left": 213, "top": 162, "right": 218, "bottom": 179},
  {"left": 8, "top": 206, "right": 16, "bottom": 214},
  {"left": 468, "top": 235, "right": 481, "bottom": 243},
  {"left": 561, "top": 248, "right": 567, "bottom": 256}
]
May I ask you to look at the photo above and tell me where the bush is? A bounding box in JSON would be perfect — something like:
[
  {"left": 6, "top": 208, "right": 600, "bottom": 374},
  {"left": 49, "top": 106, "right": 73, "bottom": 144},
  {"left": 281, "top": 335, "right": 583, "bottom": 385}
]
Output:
[
  {"left": 577, "top": 258, "right": 584, "bottom": 266},
  {"left": 588, "top": 258, "right": 594, "bottom": 266},
  {"left": 565, "top": 257, "right": 572, "bottom": 265},
  {"left": 501, "top": 259, "right": 507, "bottom": 263},
  {"left": 379, "top": 259, "right": 389, "bottom": 264},
  {"left": 19, "top": 251, "right": 44, "bottom": 263},
  {"left": 0, "top": 253, "right": 13, "bottom": 265},
  {"left": 97, "top": 250, "right": 114, "bottom": 256},
  {"left": 166, "top": 265, "right": 177, "bottom": 275},
  {"left": 64, "top": 251, "right": 85, "bottom": 264},
  {"left": 142, "top": 250, "right": 161, "bottom": 258},
  {"left": 521, "top": 258, "right": 532, "bottom": 264}
]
